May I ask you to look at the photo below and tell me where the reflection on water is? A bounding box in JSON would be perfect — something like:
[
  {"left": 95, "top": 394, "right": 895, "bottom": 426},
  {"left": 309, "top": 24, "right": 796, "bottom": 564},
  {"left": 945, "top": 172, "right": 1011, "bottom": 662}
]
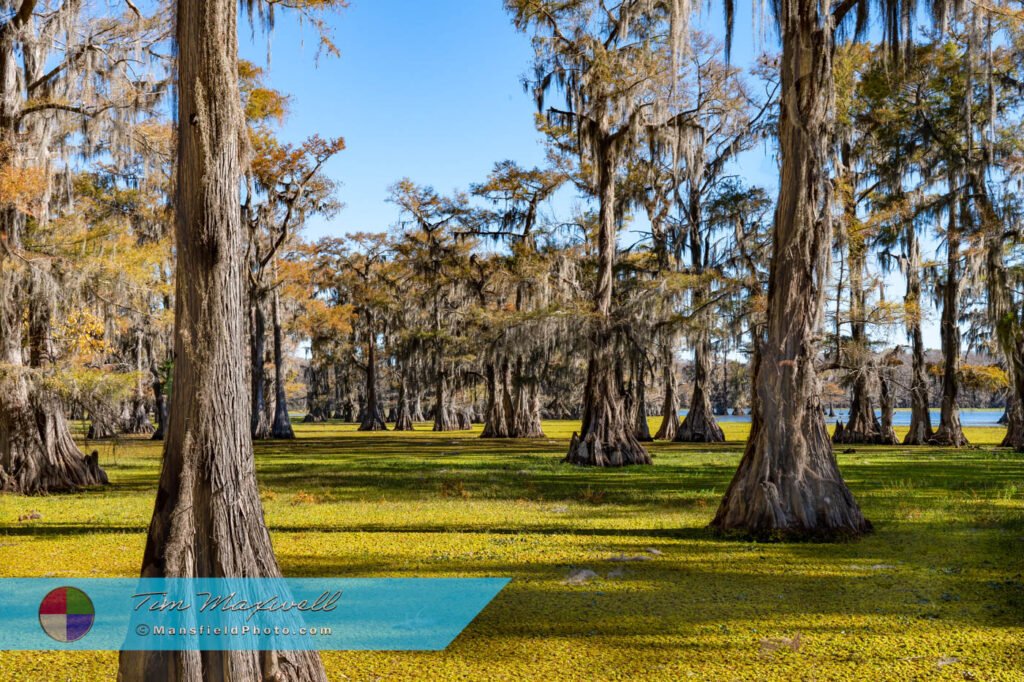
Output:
[{"left": 676, "top": 408, "right": 1005, "bottom": 426}]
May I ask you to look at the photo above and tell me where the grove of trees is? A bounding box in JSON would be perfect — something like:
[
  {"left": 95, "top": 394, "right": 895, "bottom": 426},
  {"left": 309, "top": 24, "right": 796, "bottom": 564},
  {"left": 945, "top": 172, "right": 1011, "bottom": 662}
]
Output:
[{"left": 2, "top": 0, "right": 1024, "bottom": 675}]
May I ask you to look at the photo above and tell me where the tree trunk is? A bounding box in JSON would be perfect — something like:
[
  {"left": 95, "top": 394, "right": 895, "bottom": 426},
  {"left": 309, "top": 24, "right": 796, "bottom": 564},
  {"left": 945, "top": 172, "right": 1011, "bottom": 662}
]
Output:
[
  {"left": 481, "top": 360, "right": 513, "bottom": 438},
  {"left": 250, "top": 293, "right": 272, "bottom": 439},
  {"left": 393, "top": 359, "right": 414, "bottom": 431},
  {"left": 122, "top": 332, "right": 155, "bottom": 435},
  {"left": 565, "top": 142, "right": 650, "bottom": 466},
  {"left": 302, "top": 347, "right": 330, "bottom": 423},
  {"left": 931, "top": 205, "right": 967, "bottom": 447},
  {"left": 633, "top": 354, "right": 653, "bottom": 442},
  {"left": 903, "top": 223, "right": 933, "bottom": 444},
  {"left": 151, "top": 361, "right": 168, "bottom": 441},
  {"left": 269, "top": 288, "right": 295, "bottom": 439},
  {"left": 710, "top": 8, "right": 870, "bottom": 539},
  {"left": 266, "top": 288, "right": 294, "bottom": 438},
  {"left": 877, "top": 367, "right": 898, "bottom": 445},
  {"left": 117, "top": 2, "right": 326, "bottom": 678},
  {"left": 0, "top": 274, "right": 108, "bottom": 492},
  {"left": 510, "top": 357, "right": 544, "bottom": 438},
  {"left": 1001, "top": 393, "right": 1024, "bottom": 449},
  {"left": 432, "top": 368, "right": 456, "bottom": 431},
  {"left": 834, "top": 229, "right": 882, "bottom": 444},
  {"left": 357, "top": 321, "right": 387, "bottom": 431},
  {"left": 654, "top": 340, "right": 679, "bottom": 440},
  {"left": 411, "top": 387, "right": 425, "bottom": 423},
  {"left": 676, "top": 328, "right": 724, "bottom": 443}
]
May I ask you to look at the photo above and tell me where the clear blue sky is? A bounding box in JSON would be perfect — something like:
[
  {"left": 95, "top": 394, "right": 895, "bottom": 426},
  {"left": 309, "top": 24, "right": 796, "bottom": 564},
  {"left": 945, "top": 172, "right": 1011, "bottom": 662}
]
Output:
[
  {"left": 238, "top": 1, "right": 776, "bottom": 238},
  {"left": 238, "top": 1, "right": 944, "bottom": 350}
]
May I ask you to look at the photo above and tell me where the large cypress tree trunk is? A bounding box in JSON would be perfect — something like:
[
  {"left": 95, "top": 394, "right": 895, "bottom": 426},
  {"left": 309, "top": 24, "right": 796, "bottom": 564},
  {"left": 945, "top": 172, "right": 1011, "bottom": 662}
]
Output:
[
  {"left": 710, "top": 5, "right": 870, "bottom": 539},
  {"left": 250, "top": 293, "right": 272, "bottom": 439},
  {"left": 1, "top": 295, "right": 108, "bottom": 492},
  {"left": 269, "top": 288, "right": 295, "bottom": 439},
  {"left": 654, "top": 340, "right": 679, "bottom": 440},
  {"left": 565, "top": 144, "right": 650, "bottom": 466},
  {"left": 676, "top": 328, "right": 725, "bottom": 442},
  {"left": 932, "top": 207, "right": 968, "bottom": 447},
  {"left": 357, "top": 320, "right": 387, "bottom": 431},
  {"left": 481, "top": 360, "right": 513, "bottom": 438},
  {"left": 117, "top": 1, "right": 326, "bottom": 678},
  {"left": 903, "top": 224, "right": 933, "bottom": 444},
  {"left": 510, "top": 357, "right": 544, "bottom": 438}
]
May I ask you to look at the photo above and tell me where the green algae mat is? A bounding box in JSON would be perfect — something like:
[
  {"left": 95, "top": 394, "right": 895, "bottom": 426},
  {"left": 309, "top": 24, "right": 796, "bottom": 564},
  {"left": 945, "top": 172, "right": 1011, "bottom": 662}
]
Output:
[{"left": 0, "top": 421, "right": 1021, "bottom": 681}]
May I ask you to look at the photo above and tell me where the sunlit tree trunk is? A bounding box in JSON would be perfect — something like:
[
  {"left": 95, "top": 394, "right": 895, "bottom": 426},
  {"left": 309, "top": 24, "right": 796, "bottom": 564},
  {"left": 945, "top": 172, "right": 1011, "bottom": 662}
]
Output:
[
  {"left": 834, "top": 224, "right": 882, "bottom": 444},
  {"left": 633, "top": 354, "right": 653, "bottom": 442},
  {"left": 117, "top": 1, "right": 327, "bottom": 678},
  {"left": 250, "top": 294, "right": 272, "bottom": 439},
  {"left": 565, "top": 142, "right": 651, "bottom": 466},
  {"left": 510, "top": 357, "right": 545, "bottom": 437},
  {"left": 432, "top": 366, "right": 455, "bottom": 431},
  {"left": 677, "top": 188, "right": 723, "bottom": 443},
  {"left": 903, "top": 222, "right": 933, "bottom": 444},
  {"left": 654, "top": 340, "right": 679, "bottom": 440},
  {"left": 481, "top": 359, "right": 513, "bottom": 438},
  {"left": 711, "top": 3, "right": 870, "bottom": 539},
  {"left": 357, "top": 314, "right": 387, "bottom": 431},
  {"left": 878, "top": 365, "right": 898, "bottom": 445},
  {"left": 393, "top": 356, "right": 414, "bottom": 431},
  {"left": 932, "top": 201, "right": 967, "bottom": 446},
  {"left": 123, "top": 331, "right": 155, "bottom": 434},
  {"left": 269, "top": 287, "right": 295, "bottom": 439},
  {"left": 677, "top": 327, "right": 725, "bottom": 442}
]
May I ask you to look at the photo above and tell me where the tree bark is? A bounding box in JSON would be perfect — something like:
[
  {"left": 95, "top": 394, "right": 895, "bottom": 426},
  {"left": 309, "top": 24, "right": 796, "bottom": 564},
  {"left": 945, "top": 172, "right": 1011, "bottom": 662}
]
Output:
[
  {"left": 931, "top": 203, "right": 967, "bottom": 446},
  {"left": 676, "top": 328, "right": 725, "bottom": 442},
  {"left": 151, "top": 361, "right": 168, "bottom": 441},
  {"left": 632, "top": 354, "right": 653, "bottom": 442},
  {"left": 903, "top": 223, "right": 933, "bottom": 444},
  {"left": 432, "top": 368, "right": 456, "bottom": 431},
  {"left": 710, "top": 5, "right": 870, "bottom": 539},
  {"left": 393, "top": 358, "right": 414, "bottom": 431},
  {"left": 269, "top": 288, "right": 295, "bottom": 439},
  {"left": 877, "top": 365, "right": 898, "bottom": 445},
  {"left": 357, "top": 319, "right": 387, "bottom": 431},
  {"left": 117, "top": 1, "right": 326, "bottom": 678},
  {"left": 481, "top": 360, "right": 513, "bottom": 438},
  {"left": 834, "top": 226, "right": 882, "bottom": 444},
  {"left": 510, "top": 357, "right": 544, "bottom": 438},
  {"left": 565, "top": 142, "right": 650, "bottom": 466},
  {"left": 654, "top": 340, "right": 679, "bottom": 440},
  {"left": 250, "top": 293, "right": 272, "bottom": 439},
  {"left": 122, "top": 332, "right": 155, "bottom": 435}
]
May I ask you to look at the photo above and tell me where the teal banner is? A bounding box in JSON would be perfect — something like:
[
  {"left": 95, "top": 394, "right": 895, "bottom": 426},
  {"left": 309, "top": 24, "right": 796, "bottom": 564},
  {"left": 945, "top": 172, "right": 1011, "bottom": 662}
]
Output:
[{"left": 0, "top": 578, "right": 509, "bottom": 651}]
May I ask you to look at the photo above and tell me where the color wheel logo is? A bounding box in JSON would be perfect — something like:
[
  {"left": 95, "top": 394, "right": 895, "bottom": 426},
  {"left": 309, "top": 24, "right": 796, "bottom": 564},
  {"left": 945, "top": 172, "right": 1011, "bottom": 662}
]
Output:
[{"left": 38, "top": 586, "right": 95, "bottom": 643}]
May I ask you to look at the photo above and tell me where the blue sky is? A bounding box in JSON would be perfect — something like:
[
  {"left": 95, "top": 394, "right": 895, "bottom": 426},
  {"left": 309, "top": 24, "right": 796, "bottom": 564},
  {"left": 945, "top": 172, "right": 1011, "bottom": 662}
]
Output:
[
  {"left": 238, "top": 1, "right": 777, "bottom": 237},
  {"left": 238, "top": 1, "right": 943, "bottom": 349}
]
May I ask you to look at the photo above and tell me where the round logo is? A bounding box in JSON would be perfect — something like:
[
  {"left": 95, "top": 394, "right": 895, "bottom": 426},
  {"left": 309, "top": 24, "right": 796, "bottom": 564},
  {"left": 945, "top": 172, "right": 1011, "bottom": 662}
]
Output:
[{"left": 38, "top": 586, "right": 95, "bottom": 643}]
